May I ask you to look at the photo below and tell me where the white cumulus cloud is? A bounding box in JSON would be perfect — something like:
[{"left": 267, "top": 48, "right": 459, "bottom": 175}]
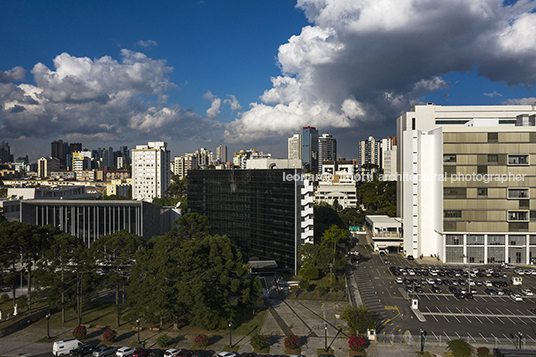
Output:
[{"left": 225, "top": 0, "right": 536, "bottom": 143}]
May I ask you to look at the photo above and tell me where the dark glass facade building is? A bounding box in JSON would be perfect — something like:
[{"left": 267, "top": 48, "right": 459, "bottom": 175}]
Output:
[{"left": 188, "top": 169, "right": 303, "bottom": 271}]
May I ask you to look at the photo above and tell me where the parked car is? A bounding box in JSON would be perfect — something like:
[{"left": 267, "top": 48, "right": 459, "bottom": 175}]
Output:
[
  {"left": 217, "top": 353, "right": 237, "bottom": 357},
  {"left": 117, "top": 348, "right": 136, "bottom": 357},
  {"left": 521, "top": 289, "right": 533, "bottom": 296},
  {"left": 407, "top": 255, "right": 414, "bottom": 261},
  {"left": 70, "top": 344, "right": 95, "bottom": 357},
  {"left": 148, "top": 350, "right": 165, "bottom": 357},
  {"left": 133, "top": 349, "right": 151, "bottom": 357},
  {"left": 396, "top": 277, "right": 403, "bottom": 284},
  {"left": 431, "top": 286, "right": 441, "bottom": 293},
  {"left": 512, "top": 294, "right": 523, "bottom": 301},
  {"left": 53, "top": 339, "right": 84, "bottom": 356},
  {"left": 415, "top": 286, "right": 424, "bottom": 293},
  {"left": 163, "top": 350, "right": 182, "bottom": 357},
  {"left": 94, "top": 347, "right": 117, "bottom": 357}
]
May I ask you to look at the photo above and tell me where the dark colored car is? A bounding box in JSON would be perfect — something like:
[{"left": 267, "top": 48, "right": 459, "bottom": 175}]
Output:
[
  {"left": 407, "top": 255, "right": 414, "bottom": 261},
  {"left": 133, "top": 349, "right": 151, "bottom": 357},
  {"left": 415, "top": 286, "right": 424, "bottom": 293},
  {"left": 448, "top": 286, "right": 458, "bottom": 294},
  {"left": 148, "top": 351, "right": 165, "bottom": 357},
  {"left": 465, "top": 293, "right": 474, "bottom": 299},
  {"left": 431, "top": 286, "right": 441, "bottom": 293},
  {"left": 93, "top": 347, "right": 117, "bottom": 357},
  {"left": 71, "top": 344, "right": 95, "bottom": 357},
  {"left": 455, "top": 292, "right": 465, "bottom": 299}
]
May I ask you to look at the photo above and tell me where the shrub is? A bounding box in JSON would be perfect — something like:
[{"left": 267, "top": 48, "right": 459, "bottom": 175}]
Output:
[
  {"left": 348, "top": 335, "right": 366, "bottom": 351},
  {"left": 17, "top": 295, "right": 28, "bottom": 309},
  {"left": 72, "top": 325, "right": 87, "bottom": 340},
  {"left": 0, "top": 293, "right": 9, "bottom": 303},
  {"left": 284, "top": 334, "right": 300, "bottom": 349},
  {"left": 341, "top": 305, "right": 377, "bottom": 335},
  {"left": 298, "top": 263, "right": 319, "bottom": 280},
  {"left": 157, "top": 334, "right": 171, "bottom": 348},
  {"left": 477, "top": 346, "right": 490, "bottom": 357},
  {"left": 447, "top": 339, "right": 472, "bottom": 357},
  {"left": 250, "top": 334, "right": 268, "bottom": 350},
  {"left": 298, "top": 279, "right": 310, "bottom": 291},
  {"left": 193, "top": 334, "right": 209, "bottom": 348},
  {"left": 103, "top": 329, "right": 116, "bottom": 343}
]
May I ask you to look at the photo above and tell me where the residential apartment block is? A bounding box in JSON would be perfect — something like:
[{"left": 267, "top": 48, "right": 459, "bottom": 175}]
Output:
[{"left": 132, "top": 141, "right": 171, "bottom": 202}]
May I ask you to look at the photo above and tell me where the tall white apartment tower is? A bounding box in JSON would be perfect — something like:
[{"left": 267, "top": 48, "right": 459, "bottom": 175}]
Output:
[
  {"left": 132, "top": 141, "right": 171, "bottom": 202},
  {"left": 288, "top": 134, "right": 302, "bottom": 161}
]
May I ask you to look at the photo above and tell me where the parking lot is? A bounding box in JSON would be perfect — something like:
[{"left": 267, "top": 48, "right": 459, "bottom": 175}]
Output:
[{"left": 351, "top": 246, "right": 536, "bottom": 345}]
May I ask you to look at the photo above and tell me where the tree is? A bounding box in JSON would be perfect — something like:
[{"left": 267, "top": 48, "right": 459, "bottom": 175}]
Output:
[
  {"left": 341, "top": 305, "right": 377, "bottom": 335},
  {"left": 36, "top": 232, "right": 86, "bottom": 323},
  {"left": 314, "top": 203, "right": 345, "bottom": 241},
  {"left": 91, "top": 230, "right": 143, "bottom": 327},
  {"left": 127, "top": 232, "right": 263, "bottom": 330},
  {"left": 176, "top": 213, "right": 210, "bottom": 240}
]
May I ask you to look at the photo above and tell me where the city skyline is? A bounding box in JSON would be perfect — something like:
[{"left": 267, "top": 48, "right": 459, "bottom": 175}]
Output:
[{"left": 2, "top": 1, "right": 536, "bottom": 161}]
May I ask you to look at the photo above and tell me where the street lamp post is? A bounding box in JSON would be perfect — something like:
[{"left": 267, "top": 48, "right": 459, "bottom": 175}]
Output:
[
  {"left": 46, "top": 312, "right": 51, "bottom": 339},
  {"left": 136, "top": 317, "right": 141, "bottom": 344},
  {"left": 518, "top": 331, "right": 523, "bottom": 349},
  {"left": 228, "top": 321, "right": 233, "bottom": 348},
  {"left": 420, "top": 327, "right": 426, "bottom": 355},
  {"left": 324, "top": 323, "right": 328, "bottom": 352}
]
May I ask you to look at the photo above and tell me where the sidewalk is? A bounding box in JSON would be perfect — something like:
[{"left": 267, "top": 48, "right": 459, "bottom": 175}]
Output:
[{"left": 0, "top": 324, "right": 452, "bottom": 357}]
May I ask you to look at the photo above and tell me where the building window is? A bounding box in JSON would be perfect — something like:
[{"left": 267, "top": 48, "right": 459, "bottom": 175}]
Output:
[
  {"left": 509, "top": 222, "right": 529, "bottom": 232},
  {"left": 477, "top": 188, "right": 488, "bottom": 197},
  {"left": 477, "top": 165, "right": 487, "bottom": 174},
  {"left": 446, "top": 235, "right": 463, "bottom": 245},
  {"left": 443, "top": 154, "right": 457, "bottom": 163},
  {"left": 508, "top": 188, "right": 529, "bottom": 199},
  {"left": 444, "top": 188, "right": 466, "bottom": 199},
  {"left": 519, "top": 200, "right": 529, "bottom": 209},
  {"left": 508, "top": 155, "right": 529, "bottom": 165},
  {"left": 488, "top": 132, "right": 498, "bottom": 143},
  {"left": 508, "top": 211, "right": 529, "bottom": 221},
  {"left": 488, "top": 235, "right": 505, "bottom": 245},
  {"left": 444, "top": 210, "right": 462, "bottom": 219},
  {"left": 510, "top": 235, "right": 526, "bottom": 246},
  {"left": 412, "top": 118, "right": 416, "bottom": 130},
  {"left": 468, "top": 235, "right": 484, "bottom": 245},
  {"left": 531, "top": 211, "right": 536, "bottom": 222},
  {"left": 488, "top": 154, "right": 498, "bottom": 164}
]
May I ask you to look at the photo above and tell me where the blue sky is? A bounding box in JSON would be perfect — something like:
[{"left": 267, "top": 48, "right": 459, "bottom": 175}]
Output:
[{"left": 2, "top": 0, "right": 536, "bottom": 161}]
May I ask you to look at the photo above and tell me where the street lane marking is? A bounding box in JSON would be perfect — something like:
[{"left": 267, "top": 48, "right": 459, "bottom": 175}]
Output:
[{"left": 479, "top": 333, "right": 488, "bottom": 342}]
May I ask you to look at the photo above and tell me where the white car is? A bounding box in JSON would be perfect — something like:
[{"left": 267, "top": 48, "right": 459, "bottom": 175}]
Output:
[
  {"left": 217, "top": 353, "right": 237, "bottom": 357},
  {"left": 396, "top": 277, "right": 403, "bottom": 284},
  {"left": 521, "top": 289, "right": 533, "bottom": 296},
  {"left": 484, "top": 281, "right": 493, "bottom": 287},
  {"left": 116, "top": 348, "right": 135, "bottom": 357},
  {"left": 164, "top": 350, "right": 182, "bottom": 357},
  {"left": 512, "top": 294, "right": 523, "bottom": 301}
]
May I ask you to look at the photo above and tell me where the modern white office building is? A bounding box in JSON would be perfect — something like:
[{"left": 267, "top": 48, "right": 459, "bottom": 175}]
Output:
[
  {"left": 364, "top": 215, "right": 403, "bottom": 251},
  {"left": 381, "top": 137, "right": 397, "bottom": 179},
  {"left": 358, "top": 136, "right": 381, "bottom": 173},
  {"left": 397, "top": 104, "right": 536, "bottom": 264},
  {"left": 132, "top": 141, "right": 171, "bottom": 202}
]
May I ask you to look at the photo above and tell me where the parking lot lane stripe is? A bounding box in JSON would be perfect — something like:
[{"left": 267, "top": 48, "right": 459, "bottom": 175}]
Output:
[
  {"left": 502, "top": 334, "right": 513, "bottom": 344},
  {"left": 431, "top": 331, "right": 439, "bottom": 340},
  {"left": 426, "top": 306, "right": 439, "bottom": 322},
  {"left": 443, "top": 332, "right": 451, "bottom": 341},
  {"left": 527, "top": 334, "right": 536, "bottom": 344},
  {"left": 479, "top": 333, "right": 488, "bottom": 343},
  {"left": 456, "top": 307, "right": 471, "bottom": 323},
  {"left": 446, "top": 307, "right": 461, "bottom": 323}
]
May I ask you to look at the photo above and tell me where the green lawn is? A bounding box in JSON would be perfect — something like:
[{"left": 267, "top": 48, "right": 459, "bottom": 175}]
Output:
[{"left": 2, "top": 297, "right": 268, "bottom": 338}]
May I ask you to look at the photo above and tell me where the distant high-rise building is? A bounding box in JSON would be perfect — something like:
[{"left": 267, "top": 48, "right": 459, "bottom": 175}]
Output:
[
  {"left": 69, "top": 143, "right": 82, "bottom": 154},
  {"left": 51, "top": 140, "right": 69, "bottom": 167},
  {"left": 302, "top": 127, "right": 319, "bottom": 172},
  {"left": 0, "top": 141, "right": 13, "bottom": 163},
  {"left": 38, "top": 157, "right": 60, "bottom": 178},
  {"left": 288, "top": 134, "right": 302, "bottom": 161},
  {"left": 173, "top": 154, "right": 198, "bottom": 179},
  {"left": 318, "top": 133, "right": 337, "bottom": 172},
  {"left": 132, "top": 141, "right": 171, "bottom": 202},
  {"left": 216, "top": 144, "right": 228, "bottom": 164},
  {"left": 358, "top": 136, "right": 381, "bottom": 173},
  {"left": 381, "top": 137, "right": 397, "bottom": 179}
]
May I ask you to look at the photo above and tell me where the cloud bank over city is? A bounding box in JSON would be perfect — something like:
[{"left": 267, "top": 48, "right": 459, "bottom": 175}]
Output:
[
  {"left": 225, "top": 0, "right": 536, "bottom": 142},
  {"left": 1, "top": 0, "right": 536, "bottom": 158}
]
